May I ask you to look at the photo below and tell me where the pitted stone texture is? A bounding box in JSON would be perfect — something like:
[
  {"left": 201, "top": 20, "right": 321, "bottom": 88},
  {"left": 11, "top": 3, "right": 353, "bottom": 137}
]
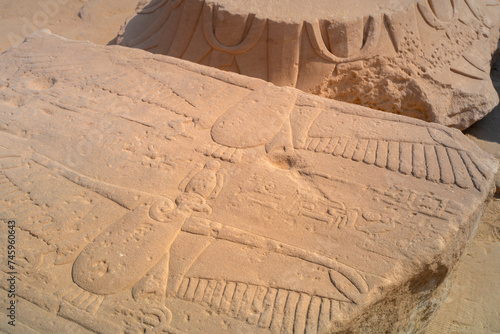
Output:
[
  {"left": 115, "top": 0, "right": 500, "bottom": 129},
  {"left": 0, "top": 32, "right": 497, "bottom": 333}
]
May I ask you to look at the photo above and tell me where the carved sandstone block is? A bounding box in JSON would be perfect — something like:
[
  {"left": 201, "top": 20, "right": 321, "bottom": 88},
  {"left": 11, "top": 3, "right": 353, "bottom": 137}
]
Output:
[
  {"left": 0, "top": 31, "right": 497, "bottom": 333},
  {"left": 115, "top": 0, "right": 500, "bottom": 129}
]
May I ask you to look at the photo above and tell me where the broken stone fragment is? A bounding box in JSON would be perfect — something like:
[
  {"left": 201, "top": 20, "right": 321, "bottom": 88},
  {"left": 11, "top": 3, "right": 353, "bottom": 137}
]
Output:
[
  {"left": 114, "top": 0, "right": 500, "bottom": 129},
  {"left": 0, "top": 31, "right": 497, "bottom": 333}
]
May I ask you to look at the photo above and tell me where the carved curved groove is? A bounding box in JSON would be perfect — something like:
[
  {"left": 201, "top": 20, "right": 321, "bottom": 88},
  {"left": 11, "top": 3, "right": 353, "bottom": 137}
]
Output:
[
  {"left": 417, "top": 0, "right": 458, "bottom": 30},
  {"left": 202, "top": 3, "right": 267, "bottom": 55},
  {"left": 139, "top": 0, "right": 170, "bottom": 15},
  {"left": 305, "top": 15, "right": 382, "bottom": 63},
  {"left": 126, "top": 3, "right": 176, "bottom": 47},
  {"left": 464, "top": 0, "right": 495, "bottom": 28}
]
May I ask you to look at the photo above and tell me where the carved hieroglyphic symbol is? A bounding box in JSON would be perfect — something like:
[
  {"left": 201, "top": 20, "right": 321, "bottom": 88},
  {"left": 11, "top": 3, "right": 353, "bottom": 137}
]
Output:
[
  {"left": 202, "top": 3, "right": 267, "bottom": 55},
  {"left": 180, "top": 217, "right": 370, "bottom": 306},
  {"left": 3, "top": 152, "right": 226, "bottom": 321},
  {"left": 417, "top": 0, "right": 459, "bottom": 29},
  {"left": 306, "top": 15, "right": 383, "bottom": 63},
  {"left": 69, "top": 160, "right": 222, "bottom": 298},
  {"left": 1, "top": 33, "right": 497, "bottom": 333},
  {"left": 371, "top": 185, "right": 462, "bottom": 220}
]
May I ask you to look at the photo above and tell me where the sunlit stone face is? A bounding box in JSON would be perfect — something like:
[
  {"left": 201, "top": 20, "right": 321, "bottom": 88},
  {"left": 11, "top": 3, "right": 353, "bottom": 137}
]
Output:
[{"left": 208, "top": 0, "right": 416, "bottom": 21}]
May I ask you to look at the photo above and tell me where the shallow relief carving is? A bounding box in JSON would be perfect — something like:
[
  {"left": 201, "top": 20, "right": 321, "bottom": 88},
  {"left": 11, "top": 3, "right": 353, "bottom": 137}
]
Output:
[
  {"left": 116, "top": 0, "right": 500, "bottom": 129},
  {"left": 0, "top": 33, "right": 497, "bottom": 333}
]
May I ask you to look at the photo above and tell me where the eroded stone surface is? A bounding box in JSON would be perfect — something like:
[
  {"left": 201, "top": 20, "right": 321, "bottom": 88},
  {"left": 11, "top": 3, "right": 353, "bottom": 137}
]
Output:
[
  {"left": 426, "top": 195, "right": 500, "bottom": 334},
  {"left": 114, "top": 0, "right": 500, "bottom": 129},
  {"left": 0, "top": 32, "right": 497, "bottom": 333},
  {"left": 465, "top": 53, "right": 500, "bottom": 193}
]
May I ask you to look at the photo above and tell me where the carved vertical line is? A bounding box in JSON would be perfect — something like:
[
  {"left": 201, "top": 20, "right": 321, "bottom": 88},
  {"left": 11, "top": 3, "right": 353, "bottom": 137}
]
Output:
[
  {"left": 466, "top": 151, "right": 489, "bottom": 178},
  {"left": 363, "top": 140, "right": 378, "bottom": 165},
  {"left": 258, "top": 288, "right": 278, "bottom": 329},
  {"left": 412, "top": 143, "right": 427, "bottom": 179},
  {"left": 435, "top": 145, "right": 455, "bottom": 184},
  {"left": 270, "top": 289, "right": 288, "bottom": 333},
  {"left": 176, "top": 278, "right": 188, "bottom": 299},
  {"left": 210, "top": 280, "right": 226, "bottom": 309},
  {"left": 247, "top": 286, "right": 268, "bottom": 325},
  {"left": 184, "top": 277, "right": 200, "bottom": 301},
  {"left": 352, "top": 139, "right": 369, "bottom": 162},
  {"left": 399, "top": 142, "right": 413, "bottom": 175},
  {"left": 201, "top": 279, "right": 218, "bottom": 306},
  {"left": 387, "top": 141, "right": 400, "bottom": 171},
  {"left": 237, "top": 284, "right": 258, "bottom": 321},
  {"left": 424, "top": 145, "right": 440, "bottom": 182},
  {"left": 305, "top": 296, "right": 321, "bottom": 334},
  {"left": 219, "top": 282, "right": 237, "bottom": 314},
  {"left": 329, "top": 299, "right": 340, "bottom": 321},
  {"left": 307, "top": 138, "right": 322, "bottom": 151},
  {"left": 167, "top": 0, "right": 205, "bottom": 58},
  {"left": 293, "top": 293, "right": 311, "bottom": 334},
  {"left": 374, "top": 140, "right": 388, "bottom": 168},
  {"left": 342, "top": 139, "right": 358, "bottom": 160},
  {"left": 384, "top": 14, "right": 400, "bottom": 53},
  {"left": 86, "top": 295, "right": 105, "bottom": 314},
  {"left": 229, "top": 282, "right": 248, "bottom": 317},
  {"left": 315, "top": 137, "right": 331, "bottom": 153},
  {"left": 447, "top": 148, "right": 473, "bottom": 189},
  {"left": 193, "top": 278, "right": 209, "bottom": 303},
  {"left": 458, "top": 150, "right": 484, "bottom": 191},
  {"left": 324, "top": 137, "right": 340, "bottom": 154},
  {"left": 333, "top": 137, "right": 349, "bottom": 157},
  {"left": 282, "top": 291, "right": 300, "bottom": 334},
  {"left": 317, "top": 298, "right": 331, "bottom": 333}
]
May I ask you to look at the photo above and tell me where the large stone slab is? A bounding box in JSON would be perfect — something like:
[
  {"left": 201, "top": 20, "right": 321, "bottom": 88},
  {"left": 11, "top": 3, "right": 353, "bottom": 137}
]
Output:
[
  {"left": 0, "top": 31, "right": 497, "bottom": 333},
  {"left": 465, "top": 52, "right": 500, "bottom": 194},
  {"left": 114, "top": 0, "right": 500, "bottom": 129}
]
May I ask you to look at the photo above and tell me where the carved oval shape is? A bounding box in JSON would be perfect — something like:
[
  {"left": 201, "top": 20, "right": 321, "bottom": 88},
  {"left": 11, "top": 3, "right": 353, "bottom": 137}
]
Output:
[
  {"left": 428, "top": 0, "right": 455, "bottom": 22},
  {"left": 464, "top": 0, "right": 496, "bottom": 28},
  {"left": 417, "top": 0, "right": 458, "bottom": 29},
  {"left": 328, "top": 269, "right": 366, "bottom": 304},
  {"left": 72, "top": 202, "right": 180, "bottom": 295},
  {"left": 211, "top": 86, "right": 296, "bottom": 149}
]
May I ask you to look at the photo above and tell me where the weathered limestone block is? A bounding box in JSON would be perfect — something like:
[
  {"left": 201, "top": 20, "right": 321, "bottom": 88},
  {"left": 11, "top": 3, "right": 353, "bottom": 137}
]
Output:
[
  {"left": 0, "top": 32, "right": 497, "bottom": 333},
  {"left": 115, "top": 0, "right": 500, "bottom": 129},
  {"left": 465, "top": 51, "right": 500, "bottom": 194}
]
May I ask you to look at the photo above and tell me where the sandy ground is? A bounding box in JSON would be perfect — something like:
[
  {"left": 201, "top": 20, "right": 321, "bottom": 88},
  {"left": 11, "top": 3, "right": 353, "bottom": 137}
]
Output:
[
  {"left": 0, "top": 0, "right": 138, "bottom": 53},
  {"left": 426, "top": 58, "right": 500, "bottom": 334},
  {"left": 0, "top": 1, "right": 499, "bottom": 333}
]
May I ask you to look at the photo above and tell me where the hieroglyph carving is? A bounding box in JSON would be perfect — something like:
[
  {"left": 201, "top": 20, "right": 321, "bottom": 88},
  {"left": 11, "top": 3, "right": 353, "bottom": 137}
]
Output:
[
  {"left": 116, "top": 0, "right": 500, "bottom": 129},
  {"left": 0, "top": 32, "right": 497, "bottom": 333}
]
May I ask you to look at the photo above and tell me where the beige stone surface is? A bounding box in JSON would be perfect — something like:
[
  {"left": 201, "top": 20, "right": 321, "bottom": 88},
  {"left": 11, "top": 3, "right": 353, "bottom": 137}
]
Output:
[
  {"left": 115, "top": 0, "right": 500, "bottom": 129},
  {"left": 0, "top": 32, "right": 497, "bottom": 333},
  {"left": 0, "top": 0, "right": 138, "bottom": 54},
  {"left": 426, "top": 195, "right": 500, "bottom": 334},
  {"left": 425, "top": 42, "right": 500, "bottom": 334},
  {"left": 465, "top": 55, "right": 500, "bottom": 193}
]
